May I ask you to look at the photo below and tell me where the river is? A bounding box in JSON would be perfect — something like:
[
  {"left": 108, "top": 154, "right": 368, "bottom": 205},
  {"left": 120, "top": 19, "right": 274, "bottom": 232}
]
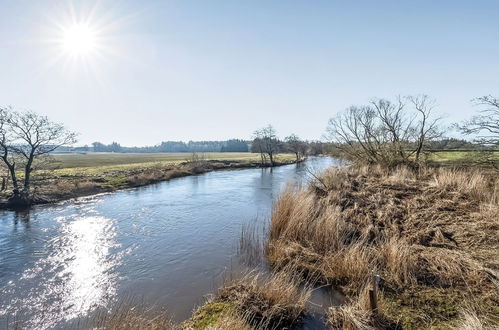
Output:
[{"left": 0, "top": 157, "right": 339, "bottom": 329}]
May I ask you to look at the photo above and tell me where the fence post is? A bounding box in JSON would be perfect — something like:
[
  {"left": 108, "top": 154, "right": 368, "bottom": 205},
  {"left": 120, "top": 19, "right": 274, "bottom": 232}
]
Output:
[{"left": 369, "top": 274, "right": 381, "bottom": 313}]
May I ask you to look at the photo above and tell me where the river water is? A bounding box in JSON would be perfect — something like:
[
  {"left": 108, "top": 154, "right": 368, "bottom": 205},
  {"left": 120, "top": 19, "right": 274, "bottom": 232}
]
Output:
[{"left": 0, "top": 157, "right": 339, "bottom": 329}]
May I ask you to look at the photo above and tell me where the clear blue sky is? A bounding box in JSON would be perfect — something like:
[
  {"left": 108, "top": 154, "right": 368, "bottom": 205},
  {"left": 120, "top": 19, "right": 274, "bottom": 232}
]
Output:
[{"left": 0, "top": 0, "right": 498, "bottom": 146}]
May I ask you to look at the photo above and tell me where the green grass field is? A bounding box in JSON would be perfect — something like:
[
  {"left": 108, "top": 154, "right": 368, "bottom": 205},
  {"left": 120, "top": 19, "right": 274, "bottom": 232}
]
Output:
[
  {"left": 41, "top": 152, "right": 294, "bottom": 179},
  {"left": 427, "top": 151, "right": 499, "bottom": 165},
  {"left": 45, "top": 151, "right": 496, "bottom": 177},
  {"left": 50, "top": 152, "right": 268, "bottom": 168}
]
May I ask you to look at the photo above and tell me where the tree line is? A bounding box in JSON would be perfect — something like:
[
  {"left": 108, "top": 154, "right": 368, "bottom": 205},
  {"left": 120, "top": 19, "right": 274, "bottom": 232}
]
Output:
[
  {"left": 68, "top": 137, "right": 327, "bottom": 162},
  {"left": 80, "top": 139, "right": 250, "bottom": 153}
]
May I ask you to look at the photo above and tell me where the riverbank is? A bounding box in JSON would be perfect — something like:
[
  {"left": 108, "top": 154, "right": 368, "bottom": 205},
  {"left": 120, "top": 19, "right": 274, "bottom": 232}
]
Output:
[
  {"left": 55, "top": 163, "right": 499, "bottom": 329},
  {"left": 76, "top": 163, "right": 498, "bottom": 329},
  {"left": 0, "top": 154, "right": 297, "bottom": 209},
  {"left": 265, "top": 164, "right": 499, "bottom": 329}
]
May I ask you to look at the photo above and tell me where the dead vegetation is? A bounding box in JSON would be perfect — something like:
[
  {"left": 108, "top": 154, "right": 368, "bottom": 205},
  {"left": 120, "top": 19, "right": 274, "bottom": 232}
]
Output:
[
  {"left": 266, "top": 165, "right": 499, "bottom": 329},
  {"left": 183, "top": 271, "right": 311, "bottom": 330},
  {"left": 87, "top": 306, "right": 177, "bottom": 330}
]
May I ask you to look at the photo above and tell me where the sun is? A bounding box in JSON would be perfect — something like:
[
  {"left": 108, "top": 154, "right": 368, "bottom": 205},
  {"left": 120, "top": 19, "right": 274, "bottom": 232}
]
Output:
[
  {"left": 41, "top": 2, "right": 127, "bottom": 77},
  {"left": 61, "top": 23, "right": 97, "bottom": 57}
]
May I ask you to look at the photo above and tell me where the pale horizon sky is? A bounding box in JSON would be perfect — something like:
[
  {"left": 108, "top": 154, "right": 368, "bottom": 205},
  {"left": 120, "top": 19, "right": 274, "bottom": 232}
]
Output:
[{"left": 1, "top": 0, "right": 498, "bottom": 146}]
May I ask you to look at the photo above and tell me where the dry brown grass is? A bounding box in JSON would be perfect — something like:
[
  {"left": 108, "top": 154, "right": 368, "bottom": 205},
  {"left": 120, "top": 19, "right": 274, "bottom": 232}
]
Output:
[
  {"left": 183, "top": 270, "right": 311, "bottom": 330},
  {"left": 205, "top": 314, "right": 252, "bottom": 330},
  {"left": 73, "top": 304, "right": 178, "bottom": 330},
  {"left": 33, "top": 179, "right": 102, "bottom": 201},
  {"left": 267, "top": 164, "right": 499, "bottom": 328},
  {"left": 327, "top": 303, "right": 374, "bottom": 330},
  {"left": 455, "top": 308, "right": 485, "bottom": 330},
  {"left": 217, "top": 271, "right": 311, "bottom": 329},
  {"left": 126, "top": 168, "right": 191, "bottom": 187},
  {"left": 326, "top": 280, "right": 401, "bottom": 330}
]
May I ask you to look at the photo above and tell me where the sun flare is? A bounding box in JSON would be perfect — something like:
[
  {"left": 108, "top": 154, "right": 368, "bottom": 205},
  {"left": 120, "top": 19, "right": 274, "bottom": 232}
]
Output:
[{"left": 62, "top": 23, "right": 97, "bottom": 57}]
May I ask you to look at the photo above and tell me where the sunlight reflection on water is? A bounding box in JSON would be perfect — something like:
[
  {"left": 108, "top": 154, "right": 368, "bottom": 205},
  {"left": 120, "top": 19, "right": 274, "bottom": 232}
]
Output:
[{"left": 1, "top": 215, "right": 125, "bottom": 329}]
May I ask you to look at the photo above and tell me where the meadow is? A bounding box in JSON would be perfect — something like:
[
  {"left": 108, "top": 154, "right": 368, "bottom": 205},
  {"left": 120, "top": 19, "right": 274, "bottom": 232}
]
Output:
[
  {"left": 0, "top": 152, "right": 296, "bottom": 206},
  {"left": 49, "top": 152, "right": 267, "bottom": 169},
  {"left": 427, "top": 151, "right": 499, "bottom": 166}
]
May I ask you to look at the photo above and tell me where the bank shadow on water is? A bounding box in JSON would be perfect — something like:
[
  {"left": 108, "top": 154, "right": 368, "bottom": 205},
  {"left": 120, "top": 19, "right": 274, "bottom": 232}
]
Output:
[{"left": 0, "top": 157, "right": 341, "bottom": 329}]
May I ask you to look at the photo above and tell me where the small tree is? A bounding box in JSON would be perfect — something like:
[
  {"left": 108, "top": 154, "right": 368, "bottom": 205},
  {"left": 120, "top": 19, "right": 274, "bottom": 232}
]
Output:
[
  {"left": 326, "top": 95, "right": 442, "bottom": 166},
  {"left": 251, "top": 132, "right": 267, "bottom": 165},
  {"left": 285, "top": 134, "right": 306, "bottom": 161},
  {"left": 0, "top": 108, "right": 77, "bottom": 206},
  {"left": 253, "top": 125, "right": 279, "bottom": 166},
  {"left": 308, "top": 141, "right": 326, "bottom": 156}
]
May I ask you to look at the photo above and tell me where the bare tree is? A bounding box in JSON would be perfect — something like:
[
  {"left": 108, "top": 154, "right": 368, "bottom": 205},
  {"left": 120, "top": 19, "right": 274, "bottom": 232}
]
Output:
[
  {"left": 285, "top": 134, "right": 306, "bottom": 162},
  {"left": 458, "top": 95, "right": 499, "bottom": 146},
  {"left": 371, "top": 97, "right": 412, "bottom": 161},
  {"left": 0, "top": 108, "right": 77, "bottom": 206},
  {"left": 326, "top": 105, "right": 388, "bottom": 164},
  {"left": 251, "top": 130, "right": 267, "bottom": 165},
  {"left": 308, "top": 141, "right": 326, "bottom": 156},
  {"left": 407, "top": 95, "right": 442, "bottom": 162},
  {"left": 326, "top": 95, "right": 442, "bottom": 166},
  {"left": 0, "top": 108, "right": 20, "bottom": 195},
  {"left": 456, "top": 95, "right": 499, "bottom": 167},
  {"left": 253, "top": 125, "right": 279, "bottom": 166}
]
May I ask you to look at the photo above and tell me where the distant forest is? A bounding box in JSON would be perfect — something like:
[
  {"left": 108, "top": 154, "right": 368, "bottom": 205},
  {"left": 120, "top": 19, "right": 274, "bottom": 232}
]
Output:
[
  {"left": 55, "top": 137, "right": 483, "bottom": 154},
  {"left": 63, "top": 139, "right": 250, "bottom": 153}
]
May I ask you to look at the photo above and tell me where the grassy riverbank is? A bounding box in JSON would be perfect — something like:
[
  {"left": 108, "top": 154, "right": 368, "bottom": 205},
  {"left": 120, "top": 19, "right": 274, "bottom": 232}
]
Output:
[
  {"left": 266, "top": 165, "right": 499, "bottom": 329},
  {"left": 0, "top": 152, "right": 296, "bottom": 208}
]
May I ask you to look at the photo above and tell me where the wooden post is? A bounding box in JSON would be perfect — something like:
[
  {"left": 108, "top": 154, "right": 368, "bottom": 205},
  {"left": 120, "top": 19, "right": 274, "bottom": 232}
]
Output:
[
  {"left": 369, "top": 290, "right": 377, "bottom": 313},
  {"left": 369, "top": 274, "right": 381, "bottom": 313}
]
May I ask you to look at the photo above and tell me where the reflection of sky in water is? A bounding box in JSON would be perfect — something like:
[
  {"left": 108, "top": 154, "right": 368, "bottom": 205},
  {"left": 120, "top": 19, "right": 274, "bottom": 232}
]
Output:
[
  {"left": 0, "top": 157, "right": 338, "bottom": 329},
  {"left": 1, "top": 213, "right": 125, "bottom": 329}
]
